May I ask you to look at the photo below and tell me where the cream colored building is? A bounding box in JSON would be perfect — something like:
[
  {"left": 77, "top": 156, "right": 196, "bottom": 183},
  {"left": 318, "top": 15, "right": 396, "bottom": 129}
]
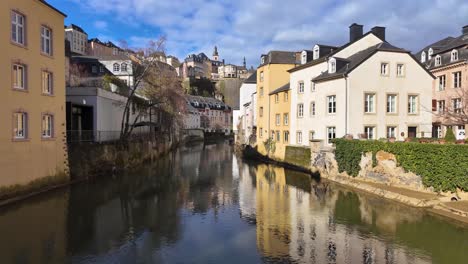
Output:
[
  {"left": 0, "top": 0, "right": 68, "bottom": 191},
  {"left": 290, "top": 24, "right": 434, "bottom": 146},
  {"left": 65, "top": 24, "right": 87, "bottom": 55}
]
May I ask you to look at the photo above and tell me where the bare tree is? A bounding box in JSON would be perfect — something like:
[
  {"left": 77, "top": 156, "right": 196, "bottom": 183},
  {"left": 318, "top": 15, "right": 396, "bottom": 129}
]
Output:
[{"left": 433, "top": 87, "right": 468, "bottom": 127}]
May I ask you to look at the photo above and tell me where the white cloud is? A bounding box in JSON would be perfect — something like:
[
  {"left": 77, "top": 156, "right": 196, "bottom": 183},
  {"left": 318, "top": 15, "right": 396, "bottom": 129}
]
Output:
[{"left": 74, "top": 0, "right": 468, "bottom": 68}]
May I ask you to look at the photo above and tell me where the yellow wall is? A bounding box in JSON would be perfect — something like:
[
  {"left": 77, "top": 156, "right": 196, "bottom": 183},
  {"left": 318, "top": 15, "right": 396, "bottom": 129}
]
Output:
[
  {"left": 0, "top": 0, "right": 68, "bottom": 188},
  {"left": 256, "top": 63, "right": 294, "bottom": 159},
  {"left": 269, "top": 90, "right": 291, "bottom": 159}
]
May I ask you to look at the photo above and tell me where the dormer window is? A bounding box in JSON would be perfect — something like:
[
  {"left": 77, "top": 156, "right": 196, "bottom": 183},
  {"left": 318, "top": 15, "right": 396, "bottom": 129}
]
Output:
[
  {"left": 428, "top": 48, "right": 433, "bottom": 60},
  {"left": 113, "top": 63, "right": 120, "bottom": 72},
  {"left": 261, "top": 56, "right": 265, "bottom": 64},
  {"left": 451, "top": 49, "right": 458, "bottom": 61},
  {"left": 313, "top": 45, "right": 320, "bottom": 60},
  {"left": 301, "top": 51, "right": 307, "bottom": 64},
  {"left": 328, "top": 58, "right": 336, "bottom": 73},
  {"left": 435, "top": 55, "right": 442, "bottom": 66},
  {"left": 121, "top": 63, "right": 127, "bottom": 72},
  {"left": 421, "top": 51, "right": 426, "bottom": 63}
]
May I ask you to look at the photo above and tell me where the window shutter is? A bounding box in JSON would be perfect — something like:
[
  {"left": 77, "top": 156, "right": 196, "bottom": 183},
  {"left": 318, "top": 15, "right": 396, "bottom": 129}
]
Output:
[{"left": 432, "top": 99, "right": 437, "bottom": 111}]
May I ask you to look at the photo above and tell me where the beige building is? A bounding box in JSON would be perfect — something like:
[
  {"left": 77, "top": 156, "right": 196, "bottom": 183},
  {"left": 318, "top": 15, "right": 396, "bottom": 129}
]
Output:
[
  {"left": 0, "top": 0, "right": 68, "bottom": 192},
  {"left": 65, "top": 24, "right": 87, "bottom": 55},
  {"left": 416, "top": 25, "right": 468, "bottom": 138}
]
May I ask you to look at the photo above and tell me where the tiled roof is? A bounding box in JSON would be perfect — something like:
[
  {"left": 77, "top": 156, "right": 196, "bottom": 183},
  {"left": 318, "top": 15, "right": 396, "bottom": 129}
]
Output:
[{"left": 269, "top": 83, "right": 290, "bottom": 95}]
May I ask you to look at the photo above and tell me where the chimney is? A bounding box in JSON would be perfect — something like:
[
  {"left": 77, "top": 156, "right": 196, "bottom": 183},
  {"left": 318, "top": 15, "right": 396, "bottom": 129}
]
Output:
[
  {"left": 371, "top": 26, "right": 386, "bottom": 41},
  {"left": 463, "top": 25, "right": 468, "bottom": 35},
  {"left": 349, "top": 23, "right": 363, "bottom": 42}
]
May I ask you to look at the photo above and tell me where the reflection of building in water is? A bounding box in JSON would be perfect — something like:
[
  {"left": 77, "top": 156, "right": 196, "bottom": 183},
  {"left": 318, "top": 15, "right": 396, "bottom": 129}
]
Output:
[
  {"left": 255, "top": 165, "right": 291, "bottom": 260},
  {"left": 253, "top": 165, "right": 432, "bottom": 264},
  {"left": 237, "top": 158, "right": 257, "bottom": 220}
]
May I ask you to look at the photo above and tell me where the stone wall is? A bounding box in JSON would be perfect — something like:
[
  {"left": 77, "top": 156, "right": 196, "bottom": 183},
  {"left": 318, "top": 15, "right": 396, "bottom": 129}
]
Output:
[{"left": 284, "top": 146, "right": 311, "bottom": 169}]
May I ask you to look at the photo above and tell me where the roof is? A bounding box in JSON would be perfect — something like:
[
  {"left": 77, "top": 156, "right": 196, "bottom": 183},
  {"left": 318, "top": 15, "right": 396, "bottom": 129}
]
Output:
[
  {"left": 259, "top": 51, "right": 299, "bottom": 67},
  {"left": 269, "top": 82, "right": 290, "bottom": 95},
  {"left": 186, "top": 95, "right": 232, "bottom": 111},
  {"left": 243, "top": 72, "right": 257, "bottom": 84},
  {"left": 97, "top": 54, "right": 131, "bottom": 61},
  {"left": 312, "top": 42, "right": 408, "bottom": 82},
  {"left": 39, "top": 0, "right": 66, "bottom": 17},
  {"left": 66, "top": 24, "right": 86, "bottom": 34}
]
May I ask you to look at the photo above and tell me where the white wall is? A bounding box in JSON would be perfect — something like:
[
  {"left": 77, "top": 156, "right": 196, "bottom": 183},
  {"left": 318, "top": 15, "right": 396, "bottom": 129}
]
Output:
[{"left": 99, "top": 60, "right": 134, "bottom": 87}]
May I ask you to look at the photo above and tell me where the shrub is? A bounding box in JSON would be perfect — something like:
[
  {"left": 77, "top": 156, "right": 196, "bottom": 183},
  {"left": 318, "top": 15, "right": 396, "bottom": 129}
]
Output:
[
  {"left": 334, "top": 139, "right": 468, "bottom": 192},
  {"left": 445, "top": 127, "right": 456, "bottom": 143}
]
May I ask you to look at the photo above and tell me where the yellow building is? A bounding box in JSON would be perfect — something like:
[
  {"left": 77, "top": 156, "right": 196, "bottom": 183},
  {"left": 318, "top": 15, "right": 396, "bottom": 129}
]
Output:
[
  {"left": 256, "top": 51, "right": 298, "bottom": 160},
  {"left": 0, "top": 0, "right": 68, "bottom": 195},
  {"left": 268, "top": 83, "right": 291, "bottom": 159}
]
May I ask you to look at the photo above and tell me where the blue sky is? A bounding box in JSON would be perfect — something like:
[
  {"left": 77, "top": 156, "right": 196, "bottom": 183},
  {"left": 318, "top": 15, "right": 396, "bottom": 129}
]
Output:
[{"left": 49, "top": 0, "right": 468, "bottom": 68}]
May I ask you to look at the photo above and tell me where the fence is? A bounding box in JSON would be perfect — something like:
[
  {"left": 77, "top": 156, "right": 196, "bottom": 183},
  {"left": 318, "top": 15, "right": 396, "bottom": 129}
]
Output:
[{"left": 67, "top": 129, "right": 156, "bottom": 143}]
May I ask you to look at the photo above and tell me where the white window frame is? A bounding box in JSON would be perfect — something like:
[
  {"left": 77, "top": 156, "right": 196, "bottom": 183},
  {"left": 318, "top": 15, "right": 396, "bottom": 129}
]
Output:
[
  {"left": 437, "top": 100, "right": 445, "bottom": 114},
  {"left": 297, "top": 131, "right": 303, "bottom": 144},
  {"left": 298, "top": 82, "right": 304, "bottom": 93},
  {"left": 121, "top": 63, "right": 128, "bottom": 72},
  {"left": 42, "top": 114, "right": 53, "bottom": 138},
  {"left": 396, "top": 64, "right": 405, "bottom": 77},
  {"left": 283, "top": 113, "right": 289, "bottom": 125},
  {"left": 309, "top": 130, "right": 315, "bottom": 141},
  {"left": 428, "top": 48, "right": 433, "bottom": 60},
  {"left": 327, "top": 95, "right": 336, "bottom": 114},
  {"left": 297, "top": 103, "right": 304, "bottom": 117},
  {"left": 364, "top": 126, "right": 375, "bottom": 139},
  {"left": 453, "top": 98, "right": 462, "bottom": 113},
  {"left": 438, "top": 75, "right": 446, "bottom": 91},
  {"left": 310, "top": 101, "right": 316, "bottom": 116},
  {"left": 301, "top": 51, "right": 307, "bottom": 64},
  {"left": 260, "top": 71, "right": 264, "bottom": 81},
  {"left": 364, "top": 93, "right": 375, "bottom": 113},
  {"left": 275, "top": 114, "right": 280, "bottom": 126},
  {"left": 386, "top": 126, "right": 396, "bottom": 138},
  {"left": 327, "top": 127, "right": 336, "bottom": 144},
  {"left": 435, "top": 55, "right": 441, "bottom": 66},
  {"left": 276, "top": 131, "right": 280, "bottom": 141},
  {"left": 13, "top": 64, "right": 26, "bottom": 90},
  {"left": 284, "top": 131, "right": 289, "bottom": 143},
  {"left": 421, "top": 51, "right": 426, "bottom": 63},
  {"left": 408, "top": 95, "right": 418, "bottom": 114},
  {"left": 313, "top": 45, "right": 319, "bottom": 60},
  {"left": 380, "top": 62, "right": 389, "bottom": 76},
  {"left": 113, "top": 63, "right": 120, "bottom": 72},
  {"left": 451, "top": 49, "right": 458, "bottom": 62},
  {"left": 453, "top": 71, "right": 461, "bottom": 88},
  {"left": 42, "top": 71, "right": 53, "bottom": 95},
  {"left": 311, "top": 80, "right": 316, "bottom": 92},
  {"left": 386, "top": 94, "right": 397, "bottom": 113},
  {"left": 41, "top": 26, "right": 52, "bottom": 55},
  {"left": 14, "top": 112, "right": 27, "bottom": 139},
  {"left": 11, "top": 11, "right": 25, "bottom": 45}
]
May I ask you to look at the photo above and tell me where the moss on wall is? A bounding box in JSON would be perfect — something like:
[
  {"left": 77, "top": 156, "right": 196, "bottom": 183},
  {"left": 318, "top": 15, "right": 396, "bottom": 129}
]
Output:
[
  {"left": 284, "top": 146, "right": 311, "bottom": 169},
  {"left": 0, "top": 172, "right": 69, "bottom": 201}
]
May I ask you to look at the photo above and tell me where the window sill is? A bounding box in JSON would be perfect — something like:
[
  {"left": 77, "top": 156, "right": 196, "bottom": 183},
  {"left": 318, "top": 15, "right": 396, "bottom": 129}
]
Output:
[
  {"left": 386, "top": 112, "right": 399, "bottom": 116},
  {"left": 12, "top": 138, "right": 30, "bottom": 142},
  {"left": 41, "top": 52, "right": 54, "bottom": 59},
  {"left": 41, "top": 137, "right": 56, "bottom": 141},
  {"left": 10, "top": 41, "right": 27, "bottom": 50},
  {"left": 12, "top": 88, "right": 28, "bottom": 93},
  {"left": 364, "top": 112, "right": 376, "bottom": 115}
]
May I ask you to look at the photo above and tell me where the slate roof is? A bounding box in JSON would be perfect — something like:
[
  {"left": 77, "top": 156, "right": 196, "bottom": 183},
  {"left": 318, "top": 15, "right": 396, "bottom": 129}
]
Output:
[
  {"left": 269, "top": 82, "right": 290, "bottom": 95},
  {"left": 66, "top": 24, "right": 86, "bottom": 34},
  {"left": 243, "top": 72, "right": 257, "bottom": 84},
  {"left": 312, "top": 42, "right": 408, "bottom": 82},
  {"left": 186, "top": 95, "right": 232, "bottom": 111},
  {"left": 259, "top": 51, "right": 299, "bottom": 67}
]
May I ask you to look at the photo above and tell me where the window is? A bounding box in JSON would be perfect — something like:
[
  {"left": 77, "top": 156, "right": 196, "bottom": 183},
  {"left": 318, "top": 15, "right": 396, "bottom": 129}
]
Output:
[
  {"left": 435, "top": 55, "right": 441, "bottom": 66},
  {"left": 41, "top": 26, "right": 52, "bottom": 55},
  {"left": 311, "top": 81, "right": 316, "bottom": 92},
  {"left": 408, "top": 95, "right": 418, "bottom": 114},
  {"left": 41, "top": 71, "right": 53, "bottom": 95},
  {"left": 428, "top": 48, "right": 433, "bottom": 60},
  {"left": 284, "top": 131, "right": 289, "bottom": 143},
  {"left": 113, "top": 63, "right": 120, "bottom": 72},
  {"left": 453, "top": 98, "right": 462, "bottom": 113},
  {"left": 14, "top": 112, "right": 27, "bottom": 139},
  {"left": 364, "top": 126, "right": 375, "bottom": 139},
  {"left": 276, "top": 131, "right": 280, "bottom": 141},
  {"left": 309, "top": 131, "right": 315, "bottom": 141},
  {"left": 438, "top": 75, "right": 446, "bottom": 91},
  {"left": 380, "top": 63, "right": 389, "bottom": 76},
  {"left": 386, "top": 94, "right": 397, "bottom": 113},
  {"left": 100, "top": 66, "right": 105, "bottom": 73},
  {"left": 259, "top": 128, "right": 263, "bottom": 138},
  {"left": 91, "top": 65, "right": 97, "bottom": 73},
  {"left": 313, "top": 45, "right": 319, "bottom": 60},
  {"left": 275, "top": 114, "right": 280, "bottom": 126},
  {"left": 283, "top": 113, "right": 289, "bottom": 125},
  {"left": 11, "top": 11, "right": 25, "bottom": 45},
  {"left": 271, "top": 131, "right": 275, "bottom": 139},
  {"left": 301, "top": 51, "right": 307, "bottom": 64},
  {"left": 297, "top": 131, "right": 302, "bottom": 144},
  {"left": 261, "top": 57, "right": 265, "bottom": 64},
  {"left": 259, "top": 107, "right": 263, "bottom": 117},
  {"left": 451, "top": 49, "right": 458, "bottom": 61},
  {"left": 310, "top": 102, "right": 316, "bottom": 116},
  {"left": 298, "top": 82, "right": 304, "bottom": 93},
  {"left": 284, "top": 92, "right": 288, "bottom": 102},
  {"left": 274, "top": 94, "right": 279, "bottom": 103},
  {"left": 327, "top": 95, "right": 336, "bottom": 114},
  {"left": 437, "top": 100, "right": 445, "bottom": 114},
  {"left": 396, "top": 64, "right": 405, "bottom": 77},
  {"left": 421, "top": 51, "right": 426, "bottom": 63},
  {"left": 13, "top": 64, "right": 26, "bottom": 90},
  {"left": 364, "top": 93, "right": 375, "bottom": 113},
  {"left": 453, "top": 71, "right": 461, "bottom": 88},
  {"left": 260, "top": 71, "right": 264, "bottom": 81},
  {"left": 259, "top": 87, "right": 264, "bottom": 96},
  {"left": 42, "top": 114, "right": 53, "bottom": 138},
  {"left": 121, "top": 63, "right": 127, "bottom": 72},
  {"left": 329, "top": 60, "right": 336, "bottom": 73},
  {"left": 387, "top": 126, "right": 396, "bottom": 138},
  {"left": 327, "top": 127, "right": 336, "bottom": 144},
  {"left": 297, "top": 103, "right": 304, "bottom": 117}
]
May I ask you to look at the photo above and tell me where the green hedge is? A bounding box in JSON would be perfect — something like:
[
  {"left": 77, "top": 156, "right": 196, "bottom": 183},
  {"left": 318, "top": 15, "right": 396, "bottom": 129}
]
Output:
[
  {"left": 334, "top": 139, "right": 468, "bottom": 192},
  {"left": 285, "top": 146, "right": 311, "bottom": 168}
]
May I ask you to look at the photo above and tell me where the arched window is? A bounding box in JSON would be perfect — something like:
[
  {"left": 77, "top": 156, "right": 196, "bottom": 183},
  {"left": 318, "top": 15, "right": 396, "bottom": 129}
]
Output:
[
  {"left": 121, "top": 63, "right": 127, "bottom": 72},
  {"left": 421, "top": 51, "right": 426, "bottom": 63},
  {"left": 428, "top": 48, "right": 433, "bottom": 60},
  {"left": 451, "top": 49, "right": 458, "bottom": 61},
  {"left": 435, "top": 55, "right": 442, "bottom": 66},
  {"left": 113, "top": 63, "right": 120, "bottom": 72}
]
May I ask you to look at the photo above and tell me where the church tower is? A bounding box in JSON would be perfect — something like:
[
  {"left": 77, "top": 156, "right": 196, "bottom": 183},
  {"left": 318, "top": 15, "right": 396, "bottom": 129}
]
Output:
[
  {"left": 213, "top": 46, "right": 219, "bottom": 61},
  {"left": 243, "top": 57, "right": 246, "bottom": 68}
]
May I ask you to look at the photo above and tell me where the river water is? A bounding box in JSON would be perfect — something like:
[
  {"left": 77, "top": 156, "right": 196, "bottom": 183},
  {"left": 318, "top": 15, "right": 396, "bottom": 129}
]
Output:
[{"left": 0, "top": 142, "right": 467, "bottom": 264}]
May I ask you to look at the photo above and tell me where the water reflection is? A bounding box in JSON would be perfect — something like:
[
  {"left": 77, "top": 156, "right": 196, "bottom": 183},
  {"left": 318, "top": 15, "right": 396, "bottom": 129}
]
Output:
[{"left": 0, "top": 142, "right": 467, "bottom": 264}]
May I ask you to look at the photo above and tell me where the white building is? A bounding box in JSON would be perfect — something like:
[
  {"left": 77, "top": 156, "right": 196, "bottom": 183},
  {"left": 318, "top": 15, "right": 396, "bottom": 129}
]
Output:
[
  {"left": 183, "top": 102, "right": 201, "bottom": 129},
  {"left": 99, "top": 56, "right": 134, "bottom": 87},
  {"left": 290, "top": 24, "right": 434, "bottom": 146},
  {"left": 237, "top": 72, "right": 257, "bottom": 143},
  {"left": 65, "top": 24, "right": 88, "bottom": 55}
]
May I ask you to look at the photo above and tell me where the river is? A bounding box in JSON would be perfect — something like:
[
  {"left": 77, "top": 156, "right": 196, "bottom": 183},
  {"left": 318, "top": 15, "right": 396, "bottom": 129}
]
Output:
[{"left": 0, "top": 142, "right": 467, "bottom": 264}]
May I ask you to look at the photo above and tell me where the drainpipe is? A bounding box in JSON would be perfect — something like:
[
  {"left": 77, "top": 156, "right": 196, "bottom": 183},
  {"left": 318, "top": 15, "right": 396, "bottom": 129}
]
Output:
[{"left": 345, "top": 76, "right": 348, "bottom": 135}]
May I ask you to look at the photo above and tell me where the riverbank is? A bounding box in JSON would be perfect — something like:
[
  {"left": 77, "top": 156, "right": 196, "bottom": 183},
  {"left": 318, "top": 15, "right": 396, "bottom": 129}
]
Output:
[{"left": 238, "top": 144, "right": 468, "bottom": 224}]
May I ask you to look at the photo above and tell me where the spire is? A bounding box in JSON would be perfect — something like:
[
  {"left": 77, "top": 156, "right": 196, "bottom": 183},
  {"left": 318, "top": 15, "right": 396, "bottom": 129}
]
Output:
[
  {"left": 243, "top": 57, "right": 246, "bottom": 68},
  {"left": 213, "top": 46, "right": 219, "bottom": 56}
]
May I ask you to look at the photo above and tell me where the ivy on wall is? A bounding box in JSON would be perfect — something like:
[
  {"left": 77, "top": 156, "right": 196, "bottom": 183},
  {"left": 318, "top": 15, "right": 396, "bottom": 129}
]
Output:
[{"left": 334, "top": 139, "right": 468, "bottom": 192}]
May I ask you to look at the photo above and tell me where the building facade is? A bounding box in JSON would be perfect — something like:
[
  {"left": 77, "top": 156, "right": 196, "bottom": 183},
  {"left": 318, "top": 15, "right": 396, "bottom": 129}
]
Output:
[
  {"left": 237, "top": 72, "right": 257, "bottom": 144},
  {"left": 289, "top": 24, "right": 433, "bottom": 146},
  {"left": 0, "top": 0, "right": 68, "bottom": 189},
  {"left": 268, "top": 83, "right": 291, "bottom": 158},
  {"left": 416, "top": 25, "right": 468, "bottom": 138},
  {"left": 65, "top": 24, "right": 87, "bottom": 55},
  {"left": 256, "top": 51, "right": 299, "bottom": 158},
  {"left": 186, "top": 95, "right": 233, "bottom": 134}
]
